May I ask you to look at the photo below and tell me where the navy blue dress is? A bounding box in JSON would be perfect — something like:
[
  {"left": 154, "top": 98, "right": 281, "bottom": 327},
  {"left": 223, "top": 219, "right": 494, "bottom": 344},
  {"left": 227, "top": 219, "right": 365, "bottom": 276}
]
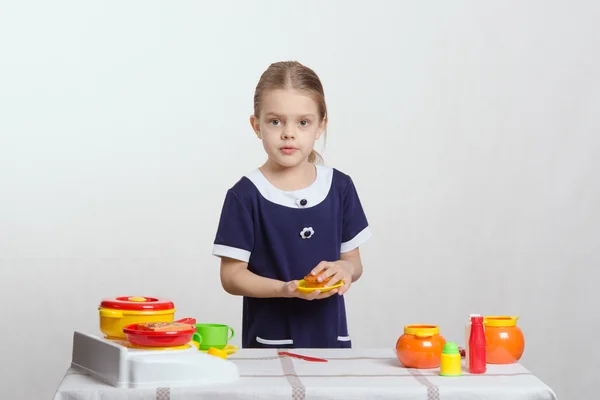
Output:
[{"left": 212, "top": 165, "right": 372, "bottom": 348}]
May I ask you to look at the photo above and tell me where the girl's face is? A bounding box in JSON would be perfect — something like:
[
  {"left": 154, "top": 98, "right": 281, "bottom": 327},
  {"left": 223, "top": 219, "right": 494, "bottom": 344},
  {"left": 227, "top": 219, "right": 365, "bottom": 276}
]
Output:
[{"left": 251, "top": 89, "right": 325, "bottom": 169}]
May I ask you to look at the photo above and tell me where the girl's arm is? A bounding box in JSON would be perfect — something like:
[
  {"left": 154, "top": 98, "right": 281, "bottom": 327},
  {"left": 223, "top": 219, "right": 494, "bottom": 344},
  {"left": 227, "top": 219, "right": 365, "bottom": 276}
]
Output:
[
  {"left": 220, "top": 257, "right": 284, "bottom": 298},
  {"left": 307, "top": 247, "right": 365, "bottom": 296},
  {"left": 220, "top": 257, "right": 341, "bottom": 300},
  {"left": 340, "top": 247, "right": 363, "bottom": 282}
]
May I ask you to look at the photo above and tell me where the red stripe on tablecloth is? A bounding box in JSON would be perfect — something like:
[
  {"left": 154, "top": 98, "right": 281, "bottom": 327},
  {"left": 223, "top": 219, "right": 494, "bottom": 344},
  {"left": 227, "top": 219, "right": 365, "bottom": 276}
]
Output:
[
  {"left": 410, "top": 368, "right": 440, "bottom": 400},
  {"left": 279, "top": 353, "right": 306, "bottom": 400},
  {"left": 156, "top": 387, "right": 170, "bottom": 400}
]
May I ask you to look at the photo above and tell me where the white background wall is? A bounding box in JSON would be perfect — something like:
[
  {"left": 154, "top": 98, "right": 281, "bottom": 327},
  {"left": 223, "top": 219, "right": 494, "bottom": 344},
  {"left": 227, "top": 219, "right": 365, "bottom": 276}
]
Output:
[{"left": 1, "top": 1, "right": 599, "bottom": 398}]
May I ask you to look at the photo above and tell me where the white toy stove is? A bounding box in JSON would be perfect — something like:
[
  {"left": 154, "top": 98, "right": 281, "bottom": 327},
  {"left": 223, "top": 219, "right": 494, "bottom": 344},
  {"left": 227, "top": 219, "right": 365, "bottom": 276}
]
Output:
[{"left": 71, "top": 331, "right": 239, "bottom": 388}]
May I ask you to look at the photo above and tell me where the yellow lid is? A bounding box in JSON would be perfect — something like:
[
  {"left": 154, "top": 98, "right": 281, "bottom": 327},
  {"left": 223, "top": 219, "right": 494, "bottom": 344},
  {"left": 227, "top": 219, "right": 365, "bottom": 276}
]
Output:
[
  {"left": 484, "top": 316, "right": 518, "bottom": 327},
  {"left": 404, "top": 325, "right": 439, "bottom": 337},
  {"left": 128, "top": 296, "right": 148, "bottom": 302}
]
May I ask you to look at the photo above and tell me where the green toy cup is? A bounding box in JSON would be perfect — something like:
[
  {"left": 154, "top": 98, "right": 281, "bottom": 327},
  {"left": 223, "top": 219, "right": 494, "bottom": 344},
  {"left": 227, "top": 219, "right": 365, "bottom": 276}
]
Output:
[{"left": 192, "top": 324, "right": 235, "bottom": 350}]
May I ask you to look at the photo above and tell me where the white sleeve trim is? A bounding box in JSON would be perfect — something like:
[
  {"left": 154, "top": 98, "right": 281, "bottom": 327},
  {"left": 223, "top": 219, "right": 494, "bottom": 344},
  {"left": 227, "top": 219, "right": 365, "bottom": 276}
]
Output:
[
  {"left": 340, "top": 226, "right": 372, "bottom": 253},
  {"left": 212, "top": 244, "right": 251, "bottom": 263}
]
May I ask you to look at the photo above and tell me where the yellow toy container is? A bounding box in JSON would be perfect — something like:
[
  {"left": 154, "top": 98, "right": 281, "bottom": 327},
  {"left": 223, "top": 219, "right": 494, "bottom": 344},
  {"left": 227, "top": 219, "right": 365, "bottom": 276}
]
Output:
[
  {"left": 439, "top": 342, "right": 462, "bottom": 376},
  {"left": 98, "top": 296, "right": 176, "bottom": 339}
]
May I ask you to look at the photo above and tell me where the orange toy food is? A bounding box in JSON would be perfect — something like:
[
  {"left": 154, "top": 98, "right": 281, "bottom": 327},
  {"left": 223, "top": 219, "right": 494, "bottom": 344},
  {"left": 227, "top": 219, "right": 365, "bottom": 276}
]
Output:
[
  {"left": 395, "top": 325, "right": 446, "bottom": 369},
  {"left": 484, "top": 316, "right": 525, "bottom": 364},
  {"left": 303, "top": 273, "right": 332, "bottom": 288},
  {"left": 137, "top": 321, "right": 194, "bottom": 332}
]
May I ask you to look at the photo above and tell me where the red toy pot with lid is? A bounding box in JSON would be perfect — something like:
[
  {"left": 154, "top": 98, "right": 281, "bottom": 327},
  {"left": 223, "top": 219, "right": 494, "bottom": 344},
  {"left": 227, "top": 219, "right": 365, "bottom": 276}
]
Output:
[
  {"left": 395, "top": 325, "right": 446, "bottom": 369},
  {"left": 123, "top": 318, "right": 197, "bottom": 348},
  {"left": 98, "top": 296, "right": 176, "bottom": 339}
]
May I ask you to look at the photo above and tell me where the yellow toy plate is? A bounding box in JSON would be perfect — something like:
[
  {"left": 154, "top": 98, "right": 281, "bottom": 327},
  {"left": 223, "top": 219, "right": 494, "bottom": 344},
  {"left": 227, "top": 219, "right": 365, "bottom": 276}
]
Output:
[
  {"left": 209, "top": 344, "right": 238, "bottom": 355},
  {"left": 296, "top": 279, "right": 344, "bottom": 293},
  {"left": 190, "top": 341, "right": 239, "bottom": 355}
]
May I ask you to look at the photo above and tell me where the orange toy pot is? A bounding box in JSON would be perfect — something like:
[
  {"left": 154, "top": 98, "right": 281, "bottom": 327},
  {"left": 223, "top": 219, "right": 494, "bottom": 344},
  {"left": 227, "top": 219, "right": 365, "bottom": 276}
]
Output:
[
  {"left": 484, "top": 316, "right": 525, "bottom": 364},
  {"left": 395, "top": 325, "right": 446, "bottom": 369}
]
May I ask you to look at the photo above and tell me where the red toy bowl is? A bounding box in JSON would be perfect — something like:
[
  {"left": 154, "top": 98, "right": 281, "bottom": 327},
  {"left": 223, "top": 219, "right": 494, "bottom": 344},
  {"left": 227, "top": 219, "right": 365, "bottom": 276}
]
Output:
[{"left": 123, "top": 318, "right": 197, "bottom": 347}]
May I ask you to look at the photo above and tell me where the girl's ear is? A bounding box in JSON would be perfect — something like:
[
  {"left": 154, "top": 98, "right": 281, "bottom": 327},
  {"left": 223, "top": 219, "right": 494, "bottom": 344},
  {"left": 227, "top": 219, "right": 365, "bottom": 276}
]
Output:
[
  {"left": 249, "top": 115, "right": 261, "bottom": 138},
  {"left": 316, "top": 115, "right": 328, "bottom": 140}
]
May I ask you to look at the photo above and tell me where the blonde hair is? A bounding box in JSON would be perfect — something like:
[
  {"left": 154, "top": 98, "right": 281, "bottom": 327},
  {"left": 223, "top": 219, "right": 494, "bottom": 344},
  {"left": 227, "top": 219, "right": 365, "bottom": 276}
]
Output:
[{"left": 253, "top": 61, "right": 327, "bottom": 164}]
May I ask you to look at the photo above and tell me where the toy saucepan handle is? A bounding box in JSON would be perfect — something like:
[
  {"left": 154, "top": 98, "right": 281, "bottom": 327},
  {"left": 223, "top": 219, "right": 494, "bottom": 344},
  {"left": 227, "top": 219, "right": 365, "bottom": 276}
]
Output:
[{"left": 175, "top": 318, "right": 196, "bottom": 325}]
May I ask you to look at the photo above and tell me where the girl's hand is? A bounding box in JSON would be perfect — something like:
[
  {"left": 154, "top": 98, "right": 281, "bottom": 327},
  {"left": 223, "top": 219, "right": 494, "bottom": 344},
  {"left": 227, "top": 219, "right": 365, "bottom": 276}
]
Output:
[
  {"left": 280, "top": 280, "right": 340, "bottom": 300},
  {"left": 308, "top": 260, "right": 354, "bottom": 296}
]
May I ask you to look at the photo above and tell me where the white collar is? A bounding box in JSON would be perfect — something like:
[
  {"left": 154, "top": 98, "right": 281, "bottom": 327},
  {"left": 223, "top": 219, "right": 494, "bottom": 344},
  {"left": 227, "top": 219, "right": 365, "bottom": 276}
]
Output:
[{"left": 245, "top": 165, "right": 333, "bottom": 209}]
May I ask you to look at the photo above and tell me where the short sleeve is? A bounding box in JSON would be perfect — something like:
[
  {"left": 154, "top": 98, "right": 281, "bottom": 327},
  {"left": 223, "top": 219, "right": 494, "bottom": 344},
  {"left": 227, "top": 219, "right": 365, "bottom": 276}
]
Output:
[
  {"left": 340, "top": 177, "right": 372, "bottom": 253},
  {"left": 212, "top": 190, "right": 254, "bottom": 262}
]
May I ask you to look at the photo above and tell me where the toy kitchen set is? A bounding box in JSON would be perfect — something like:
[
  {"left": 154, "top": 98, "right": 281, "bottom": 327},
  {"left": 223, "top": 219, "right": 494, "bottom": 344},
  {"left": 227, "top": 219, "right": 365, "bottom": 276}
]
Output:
[{"left": 70, "top": 296, "right": 240, "bottom": 388}]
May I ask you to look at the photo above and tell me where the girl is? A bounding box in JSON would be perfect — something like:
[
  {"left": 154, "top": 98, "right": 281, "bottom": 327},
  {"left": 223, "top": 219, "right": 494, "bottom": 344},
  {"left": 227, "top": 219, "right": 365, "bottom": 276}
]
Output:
[{"left": 212, "top": 61, "right": 372, "bottom": 349}]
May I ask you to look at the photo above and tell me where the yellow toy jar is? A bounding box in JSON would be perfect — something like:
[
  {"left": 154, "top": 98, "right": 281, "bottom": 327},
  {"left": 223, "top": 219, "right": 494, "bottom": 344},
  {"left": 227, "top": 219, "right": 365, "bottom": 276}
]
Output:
[{"left": 98, "top": 296, "right": 176, "bottom": 339}]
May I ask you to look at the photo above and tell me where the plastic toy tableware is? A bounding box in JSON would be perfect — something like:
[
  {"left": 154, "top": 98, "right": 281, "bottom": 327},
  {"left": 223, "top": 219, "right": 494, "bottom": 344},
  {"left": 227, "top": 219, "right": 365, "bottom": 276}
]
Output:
[
  {"left": 296, "top": 279, "right": 344, "bottom": 293},
  {"left": 99, "top": 296, "right": 176, "bottom": 339},
  {"left": 123, "top": 318, "right": 196, "bottom": 348},
  {"left": 439, "top": 342, "right": 462, "bottom": 376},
  {"left": 207, "top": 347, "right": 228, "bottom": 359},
  {"left": 192, "top": 323, "right": 235, "bottom": 350},
  {"left": 191, "top": 341, "right": 239, "bottom": 355},
  {"left": 395, "top": 325, "right": 446, "bottom": 369},
  {"left": 484, "top": 316, "right": 525, "bottom": 364},
  {"left": 278, "top": 352, "right": 328, "bottom": 362},
  {"left": 468, "top": 316, "right": 487, "bottom": 374}
]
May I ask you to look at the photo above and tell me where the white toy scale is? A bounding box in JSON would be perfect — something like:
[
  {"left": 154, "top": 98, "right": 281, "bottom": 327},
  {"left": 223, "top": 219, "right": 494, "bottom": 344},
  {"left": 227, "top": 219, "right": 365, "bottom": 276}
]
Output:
[{"left": 71, "top": 331, "right": 240, "bottom": 388}]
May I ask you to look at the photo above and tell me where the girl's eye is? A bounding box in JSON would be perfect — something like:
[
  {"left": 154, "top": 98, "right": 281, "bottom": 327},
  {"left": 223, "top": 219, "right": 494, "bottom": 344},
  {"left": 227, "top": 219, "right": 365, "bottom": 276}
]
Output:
[
  {"left": 299, "top": 120, "right": 310, "bottom": 127},
  {"left": 270, "top": 119, "right": 281, "bottom": 126}
]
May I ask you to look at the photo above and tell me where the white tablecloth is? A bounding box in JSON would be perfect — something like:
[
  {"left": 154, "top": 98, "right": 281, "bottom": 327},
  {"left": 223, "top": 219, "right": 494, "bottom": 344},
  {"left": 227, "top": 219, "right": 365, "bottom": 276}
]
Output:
[{"left": 53, "top": 348, "right": 558, "bottom": 400}]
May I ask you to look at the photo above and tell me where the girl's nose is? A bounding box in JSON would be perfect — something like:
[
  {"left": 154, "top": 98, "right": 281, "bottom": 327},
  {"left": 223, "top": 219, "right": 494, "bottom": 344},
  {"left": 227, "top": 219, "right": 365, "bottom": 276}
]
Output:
[{"left": 282, "top": 128, "right": 296, "bottom": 140}]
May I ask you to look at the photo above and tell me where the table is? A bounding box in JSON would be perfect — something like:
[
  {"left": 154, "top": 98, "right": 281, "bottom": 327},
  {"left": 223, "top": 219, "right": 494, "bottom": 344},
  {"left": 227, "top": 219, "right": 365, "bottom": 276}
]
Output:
[{"left": 53, "top": 348, "right": 558, "bottom": 400}]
